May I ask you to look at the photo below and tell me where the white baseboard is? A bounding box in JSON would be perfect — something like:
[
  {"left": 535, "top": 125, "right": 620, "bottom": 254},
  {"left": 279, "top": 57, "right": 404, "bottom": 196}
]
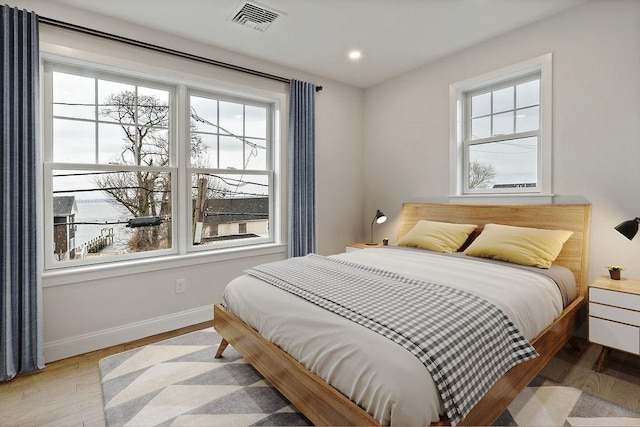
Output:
[{"left": 44, "top": 305, "right": 213, "bottom": 363}]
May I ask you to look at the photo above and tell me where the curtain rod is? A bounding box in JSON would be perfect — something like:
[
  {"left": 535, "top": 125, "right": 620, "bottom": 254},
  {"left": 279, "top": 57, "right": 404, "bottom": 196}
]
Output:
[{"left": 38, "top": 16, "right": 323, "bottom": 92}]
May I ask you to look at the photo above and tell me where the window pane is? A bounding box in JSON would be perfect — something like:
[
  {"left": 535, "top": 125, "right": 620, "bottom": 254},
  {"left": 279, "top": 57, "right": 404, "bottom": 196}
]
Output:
[
  {"left": 53, "top": 72, "right": 95, "bottom": 120},
  {"left": 53, "top": 119, "right": 95, "bottom": 163},
  {"left": 192, "top": 173, "right": 269, "bottom": 246},
  {"left": 245, "top": 105, "right": 267, "bottom": 138},
  {"left": 515, "top": 106, "right": 540, "bottom": 133},
  {"left": 191, "top": 133, "right": 217, "bottom": 168},
  {"left": 98, "top": 80, "right": 136, "bottom": 124},
  {"left": 98, "top": 123, "right": 135, "bottom": 165},
  {"left": 245, "top": 138, "right": 267, "bottom": 170},
  {"left": 219, "top": 101, "right": 243, "bottom": 137},
  {"left": 492, "top": 86, "right": 514, "bottom": 113},
  {"left": 471, "top": 92, "right": 490, "bottom": 118},
  {"left": 190, "top": 96, "right": 218, "bottom": 133},
  {"left": 516, "top": 79, "right": 540, "bottom": 109},
  {"left": 138, "top": 86, "right": 170, "bottom": 128},
  {"left": 52, "top": 169, "right": 172, "bottom": 262},
  {"left": 219, "top": 135, "right": 244, "bottom": 169},
  {"left": 493, "top": 111, "right": 514, "bottom": 136},
  {"left": 471, "top": 116, "right": 491, "bottom": 140},
  {"left": 468, "top": 137, "right": 537, "bottom": 190},
  {"left": 138, "top": 127, "right": 169, "bottom": 167}
]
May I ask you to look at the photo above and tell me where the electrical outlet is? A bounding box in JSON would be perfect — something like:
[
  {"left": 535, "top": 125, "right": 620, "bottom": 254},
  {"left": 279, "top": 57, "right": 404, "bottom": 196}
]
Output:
[{"left": 175, "top": 278, "right": 186, "bottom": 294}]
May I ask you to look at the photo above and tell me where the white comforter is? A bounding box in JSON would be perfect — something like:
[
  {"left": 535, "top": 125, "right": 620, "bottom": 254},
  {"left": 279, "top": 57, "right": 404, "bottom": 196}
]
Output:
[{"left": 222, "top": 248, "right": 564, "bottom": 426}]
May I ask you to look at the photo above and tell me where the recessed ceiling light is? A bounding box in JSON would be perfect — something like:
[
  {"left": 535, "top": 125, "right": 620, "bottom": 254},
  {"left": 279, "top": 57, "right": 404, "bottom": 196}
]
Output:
[{"left": 348, "top": 50, "right": 362, "bottom": 60}]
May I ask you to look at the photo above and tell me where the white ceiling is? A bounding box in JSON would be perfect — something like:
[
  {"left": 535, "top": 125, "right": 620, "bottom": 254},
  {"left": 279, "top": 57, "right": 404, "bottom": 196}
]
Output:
[{"left": 49, "top": 0, "right": 587, "bottom": 88}]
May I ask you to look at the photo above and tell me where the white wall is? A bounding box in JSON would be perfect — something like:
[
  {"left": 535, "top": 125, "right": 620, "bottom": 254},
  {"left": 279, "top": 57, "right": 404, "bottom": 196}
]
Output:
[
  {"left": 7, "top": 0, "right": 364, "bottom": 362},
  {"left": 316, "top": 84, "right": 365, "bottom": 253},
  {"left": 363, "top": 0, "right": 640, "bottom": 282}
]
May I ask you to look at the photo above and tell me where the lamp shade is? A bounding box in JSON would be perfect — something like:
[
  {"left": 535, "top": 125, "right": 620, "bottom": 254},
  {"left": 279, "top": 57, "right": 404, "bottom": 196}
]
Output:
[{"left": 615, "top": 217, "right": 640, "bottom": 240}]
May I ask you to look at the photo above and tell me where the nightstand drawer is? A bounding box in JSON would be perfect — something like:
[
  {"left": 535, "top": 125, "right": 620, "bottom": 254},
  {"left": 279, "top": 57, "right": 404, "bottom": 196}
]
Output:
[
  {"left": 589, "top": 316, "right": 640, "bottom": 354},
  {"left": 590, "top": 302, "right": 640, "bottom": 327},
  {"left": 590, "top": 287, "right": 640, "bottom": 311}
]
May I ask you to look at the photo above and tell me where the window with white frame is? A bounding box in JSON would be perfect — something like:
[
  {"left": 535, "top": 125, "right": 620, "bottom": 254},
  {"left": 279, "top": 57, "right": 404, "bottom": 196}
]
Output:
[
  {"left": 43, "top": 62, "right": 275, "bottom": 269},
  {"left": 450, "top": 54, "right": 552, "bottom": 197},
  {"left": 188, "top": 91, "right": 272, "bottom": 251}
]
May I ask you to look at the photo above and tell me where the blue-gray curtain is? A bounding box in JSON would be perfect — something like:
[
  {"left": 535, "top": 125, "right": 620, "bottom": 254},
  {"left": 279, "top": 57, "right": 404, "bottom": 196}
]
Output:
[
  {"left": 1, "top": 5, "right": 44, "bottom": 381},
  {"left": 288, "top": 80, "right": 316, "bottom": 257}
]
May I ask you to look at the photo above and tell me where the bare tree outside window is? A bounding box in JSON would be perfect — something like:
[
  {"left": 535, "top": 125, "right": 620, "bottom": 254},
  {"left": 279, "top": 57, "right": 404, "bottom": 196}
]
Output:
[
  {"left": 93, "top": 90, "right": 205, "bottom": 252},
  {"left": 468, "top": 161, "right": 496, "bottom": 189}
]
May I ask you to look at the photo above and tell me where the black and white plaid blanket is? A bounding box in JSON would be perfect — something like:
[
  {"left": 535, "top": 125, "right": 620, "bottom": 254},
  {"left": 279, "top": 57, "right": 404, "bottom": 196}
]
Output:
[{"left": 247, "top": 254, "right": 538, "bottom": 426}]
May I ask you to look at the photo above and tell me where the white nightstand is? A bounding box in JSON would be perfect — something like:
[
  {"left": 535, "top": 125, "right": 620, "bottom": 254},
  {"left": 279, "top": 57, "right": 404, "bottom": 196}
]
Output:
[
  {"left": 345, "top": 242, "right": 382, "bottom": 252},
  {"left": 588, "top": 276, "right": 640, "bottom": 372}
]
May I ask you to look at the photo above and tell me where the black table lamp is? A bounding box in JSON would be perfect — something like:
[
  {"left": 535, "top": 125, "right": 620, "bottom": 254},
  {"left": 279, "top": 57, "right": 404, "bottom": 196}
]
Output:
[
  {"left": 615, "top": 217, "right": 640, "bottom": 240},
  {"left": 367, "top": 209, "right": 387, "bottom": 245}
]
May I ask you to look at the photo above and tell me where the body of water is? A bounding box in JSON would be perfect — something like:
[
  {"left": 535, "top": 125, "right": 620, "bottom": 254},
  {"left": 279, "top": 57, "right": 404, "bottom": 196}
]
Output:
[{"left": 74, "top": 200, "right": 133, "bottom": 253}]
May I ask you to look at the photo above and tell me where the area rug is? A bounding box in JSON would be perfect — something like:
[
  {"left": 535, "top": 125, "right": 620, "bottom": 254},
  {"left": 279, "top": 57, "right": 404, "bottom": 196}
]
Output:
[
  {"left": 99, "top": 328, "right": 640, "bottom": 426},
  {"left": 494, "top": 375, "right": 640, "bottom": 426}
]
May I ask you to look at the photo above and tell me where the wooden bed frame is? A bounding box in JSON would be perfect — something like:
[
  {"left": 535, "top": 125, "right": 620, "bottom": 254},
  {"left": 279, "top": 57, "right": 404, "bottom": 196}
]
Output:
[{"left": 213, "top": 203, "right": 592, "bottom": 426}]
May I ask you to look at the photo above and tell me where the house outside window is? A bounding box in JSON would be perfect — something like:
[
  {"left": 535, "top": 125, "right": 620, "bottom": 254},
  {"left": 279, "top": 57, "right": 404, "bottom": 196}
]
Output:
[
  {"left": 43, "top": 62, "right": 276, "bottom": 269},
  {"left": 449, "top": 54, "right": 552, "bottom": 199},
  {"left": 52, "top": 195, "right": 78, "bottom": 261}
]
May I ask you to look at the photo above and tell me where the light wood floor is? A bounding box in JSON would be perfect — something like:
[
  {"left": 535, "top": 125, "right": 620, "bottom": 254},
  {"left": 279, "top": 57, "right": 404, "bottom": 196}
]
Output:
[
  {"left": 0, "top": 321, "right": 214, "bottom": 427},
  {"left": 540, "top": 337, "right": 640, "bottom": 413},
  {"left": 1, "top": 327, "right": 638, "bottom": 426}
]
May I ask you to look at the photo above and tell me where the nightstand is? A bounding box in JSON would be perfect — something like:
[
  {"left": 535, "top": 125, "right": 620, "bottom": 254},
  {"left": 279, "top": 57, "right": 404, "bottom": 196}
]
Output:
[
  {"left": 588, "top": 276, "right": 640, "bottom": 372},
  {"left": 345, "top": 242, "right": 382, "bottom": 252}
]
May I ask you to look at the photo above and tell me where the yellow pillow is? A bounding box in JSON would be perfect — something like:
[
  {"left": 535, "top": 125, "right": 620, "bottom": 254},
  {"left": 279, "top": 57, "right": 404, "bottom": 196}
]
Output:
[
  {"left": 397, "top": 220, "right": 478, "bottom": 253},
  {"left": 463, "top": 223, "right": 573, "bottom": 268}
]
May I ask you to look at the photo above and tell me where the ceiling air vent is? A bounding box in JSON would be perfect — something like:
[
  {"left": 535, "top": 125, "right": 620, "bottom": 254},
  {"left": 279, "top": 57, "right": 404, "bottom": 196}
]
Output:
[{"left": 229, "top": 1, "right": 285, "bottom": 32}]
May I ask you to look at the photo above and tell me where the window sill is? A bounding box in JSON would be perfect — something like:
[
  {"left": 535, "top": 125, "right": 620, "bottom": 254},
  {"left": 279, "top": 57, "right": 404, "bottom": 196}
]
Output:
[
  {"left": 43, "top": 243, "right": 287, "bottom": 287},
  {"left": 448, "top": 193, "right": 555, "bottom": 204}
]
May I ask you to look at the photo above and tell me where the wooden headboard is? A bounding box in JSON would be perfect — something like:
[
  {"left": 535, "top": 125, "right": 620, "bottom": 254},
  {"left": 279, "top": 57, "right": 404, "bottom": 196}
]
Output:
[{"left": 397, "top": 203, "right": 592, "bottom": 298}]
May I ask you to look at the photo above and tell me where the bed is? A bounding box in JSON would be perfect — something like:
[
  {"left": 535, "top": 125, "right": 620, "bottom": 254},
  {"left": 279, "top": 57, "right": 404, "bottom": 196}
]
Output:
[{"left": 213, "top": 202, "right": 591, "bottom": 426}]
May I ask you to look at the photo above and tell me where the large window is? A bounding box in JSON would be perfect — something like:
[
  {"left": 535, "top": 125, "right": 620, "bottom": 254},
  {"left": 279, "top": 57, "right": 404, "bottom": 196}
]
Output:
[
  {"left": 44, "top": 63, "right": 275, "bottom": 269},
  {"left": 450, "top": 54, "right": 552, "bottom": 198}
]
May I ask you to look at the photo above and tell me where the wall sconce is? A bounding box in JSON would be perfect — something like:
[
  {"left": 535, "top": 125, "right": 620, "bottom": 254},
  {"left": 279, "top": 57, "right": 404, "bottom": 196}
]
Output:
[
  {"left": 367, "top": 209, "right": 387, "bottom": 245},
  {"left": 615, "top": 217, "right": 640, "bottom": 240}
]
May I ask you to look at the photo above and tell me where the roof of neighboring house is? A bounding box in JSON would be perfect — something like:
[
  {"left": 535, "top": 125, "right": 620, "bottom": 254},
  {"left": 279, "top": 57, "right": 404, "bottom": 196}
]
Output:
[
  {"left": 53, "top": 196, "right": 78, "bottom": 216},
  {"left": 202, "top": 197, "right": 268, "bottom": 225}
]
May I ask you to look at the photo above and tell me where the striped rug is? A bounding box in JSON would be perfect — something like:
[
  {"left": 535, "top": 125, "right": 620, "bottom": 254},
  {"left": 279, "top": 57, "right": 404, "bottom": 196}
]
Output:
[{"left": 99, "top": 328, "right": 640, "bottom": 426}]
